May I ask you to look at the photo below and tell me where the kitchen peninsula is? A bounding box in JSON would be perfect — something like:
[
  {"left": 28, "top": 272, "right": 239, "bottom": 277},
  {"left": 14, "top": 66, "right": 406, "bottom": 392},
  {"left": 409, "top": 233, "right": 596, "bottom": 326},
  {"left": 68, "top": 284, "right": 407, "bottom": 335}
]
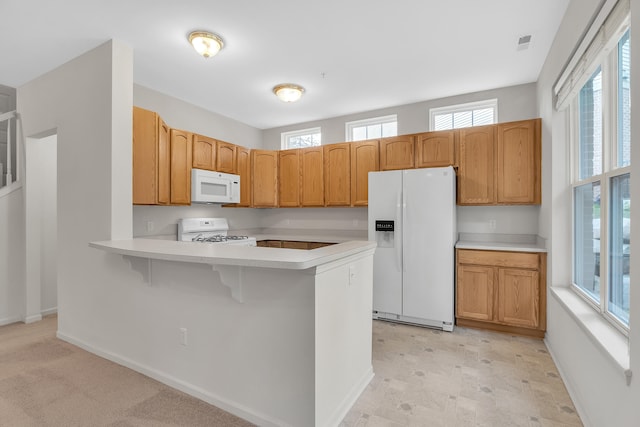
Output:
[{"left": 89, "top": 238, "right": 376, "bottom": 427}]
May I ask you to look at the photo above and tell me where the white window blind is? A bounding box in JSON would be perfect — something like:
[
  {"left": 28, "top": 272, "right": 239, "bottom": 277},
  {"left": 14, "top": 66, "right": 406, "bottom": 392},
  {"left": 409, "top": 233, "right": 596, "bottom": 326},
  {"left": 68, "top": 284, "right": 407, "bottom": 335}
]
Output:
[{"left": 554, "top": 0, "right": 630, "bottom": 110}]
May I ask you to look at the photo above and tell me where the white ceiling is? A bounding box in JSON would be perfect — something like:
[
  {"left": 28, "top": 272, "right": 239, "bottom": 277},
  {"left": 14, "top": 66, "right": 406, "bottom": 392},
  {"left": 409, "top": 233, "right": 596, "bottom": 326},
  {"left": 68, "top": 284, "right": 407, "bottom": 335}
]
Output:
[{"left": 1, "top": 0, "right": 569, "bottom": 129}]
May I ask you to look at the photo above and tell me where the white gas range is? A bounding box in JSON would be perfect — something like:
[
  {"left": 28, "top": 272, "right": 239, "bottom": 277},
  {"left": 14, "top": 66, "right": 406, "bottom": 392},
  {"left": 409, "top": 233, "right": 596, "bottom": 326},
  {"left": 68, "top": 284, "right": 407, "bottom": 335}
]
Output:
[{"left": 177, "top": 218, "right": 257, "bottom": 246}]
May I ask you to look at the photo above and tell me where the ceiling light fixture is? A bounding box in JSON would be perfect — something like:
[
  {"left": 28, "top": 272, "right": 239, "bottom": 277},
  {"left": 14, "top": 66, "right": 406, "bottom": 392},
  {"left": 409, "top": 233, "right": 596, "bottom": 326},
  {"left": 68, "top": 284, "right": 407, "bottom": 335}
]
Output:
[
  {"left": 273, "top": 84, "right": 305, "bottom": 103},
  {"left": 188, "top": 31, "right": 224, "bottom": 58}
]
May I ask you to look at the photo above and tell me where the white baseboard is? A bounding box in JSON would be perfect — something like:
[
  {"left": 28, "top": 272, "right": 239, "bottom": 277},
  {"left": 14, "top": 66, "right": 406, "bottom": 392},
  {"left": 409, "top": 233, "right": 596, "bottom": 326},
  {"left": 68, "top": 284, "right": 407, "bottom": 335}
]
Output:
[
  {"left": 24, "top": 313, "right": 42, "bottom": 324},
  {"left": 41, "top": 307, "right": 58, "bottom": 317},
  {"left": 544, "top": 337, "right": 592, "bottom": 427},
  {"left": 0, "top": 315, "right": 22, "bottom": 327},
  {"left": 56, "top": 331, "right": 290, "bottom": 427},
  {"left": 324, "top": 367, "right": 374, "bottom": 427}
]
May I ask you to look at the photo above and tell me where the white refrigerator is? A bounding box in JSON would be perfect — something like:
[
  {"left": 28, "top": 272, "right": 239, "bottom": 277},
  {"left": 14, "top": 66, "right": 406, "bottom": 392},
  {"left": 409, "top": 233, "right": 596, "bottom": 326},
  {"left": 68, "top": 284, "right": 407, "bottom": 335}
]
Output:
[{"left": 368, "top": 166, "right": 456, "bottom": 331}]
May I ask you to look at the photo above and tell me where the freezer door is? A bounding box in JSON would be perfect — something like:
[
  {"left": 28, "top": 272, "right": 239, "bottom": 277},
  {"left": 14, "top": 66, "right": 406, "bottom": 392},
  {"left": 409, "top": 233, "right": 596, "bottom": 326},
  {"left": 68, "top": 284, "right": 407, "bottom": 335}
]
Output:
[
  {"left": 402, "top": 167, "right": 456, "bottom": 324},
  {"left": 368, "top": 170, "right": 403, "bottom": 315}
]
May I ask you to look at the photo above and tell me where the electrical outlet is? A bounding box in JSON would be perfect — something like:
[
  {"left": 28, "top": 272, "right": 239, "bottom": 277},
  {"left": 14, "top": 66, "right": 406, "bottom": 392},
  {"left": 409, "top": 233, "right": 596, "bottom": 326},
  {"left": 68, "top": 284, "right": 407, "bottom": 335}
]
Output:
[
  {"left": 180, "top": 328, "right": 188, "bottom": 346},
  {"left": 349, "top": 265, "right": 356, "bottom": 285},
  {"left": 489, "top": 219, "right": 497, "bottom": 230},
  {"left": 146, "top": 221, "right": 154, "bottom": 232}
]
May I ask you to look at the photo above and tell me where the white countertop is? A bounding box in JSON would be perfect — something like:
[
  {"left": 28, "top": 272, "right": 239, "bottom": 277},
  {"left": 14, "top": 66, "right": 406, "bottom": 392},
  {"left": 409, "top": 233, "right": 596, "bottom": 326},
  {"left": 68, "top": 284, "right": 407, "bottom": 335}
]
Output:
[
  {"left": 90, "top": 238, "right": 376, "bottom": 270},
  {"left": 455, "top": 233, "right": 547, "bottom": 253}
]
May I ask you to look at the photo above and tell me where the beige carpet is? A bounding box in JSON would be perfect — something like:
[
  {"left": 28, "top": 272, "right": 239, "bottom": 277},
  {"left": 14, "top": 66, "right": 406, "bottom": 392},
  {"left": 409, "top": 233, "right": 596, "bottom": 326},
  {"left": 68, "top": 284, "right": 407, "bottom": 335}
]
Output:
[{"left": 0, "top": 315, "right": 254, "bottom": 427}]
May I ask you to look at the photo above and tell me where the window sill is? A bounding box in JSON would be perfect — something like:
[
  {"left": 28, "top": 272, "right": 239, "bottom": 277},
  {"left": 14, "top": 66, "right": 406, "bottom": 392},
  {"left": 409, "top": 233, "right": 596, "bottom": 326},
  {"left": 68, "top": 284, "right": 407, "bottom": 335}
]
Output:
[{"left": 550, "top": 287, "right": 632, "bottom": 384}]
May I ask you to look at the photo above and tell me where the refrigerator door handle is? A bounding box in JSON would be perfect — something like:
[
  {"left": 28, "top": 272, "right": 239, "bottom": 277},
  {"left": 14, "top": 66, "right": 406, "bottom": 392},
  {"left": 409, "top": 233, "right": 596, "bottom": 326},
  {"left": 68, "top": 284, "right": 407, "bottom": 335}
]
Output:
[
  {"left": 395, "top": 190, "right": 402, "bottom": 272},
  {"left": 402, "top": 186, "right": 407, "bottom": 273}
]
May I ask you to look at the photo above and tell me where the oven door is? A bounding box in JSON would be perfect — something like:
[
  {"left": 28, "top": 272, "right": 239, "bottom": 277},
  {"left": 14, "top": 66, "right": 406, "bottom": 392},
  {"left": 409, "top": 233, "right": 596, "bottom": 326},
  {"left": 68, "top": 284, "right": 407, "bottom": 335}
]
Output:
[{"left": 191, "top": 169, "right": 240, "bottom": 204}]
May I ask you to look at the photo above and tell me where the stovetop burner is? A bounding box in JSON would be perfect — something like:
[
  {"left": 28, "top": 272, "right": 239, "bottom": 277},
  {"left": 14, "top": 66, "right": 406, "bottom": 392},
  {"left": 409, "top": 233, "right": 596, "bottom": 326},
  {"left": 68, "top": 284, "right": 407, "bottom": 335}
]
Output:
[
  {"left": 177, "top": 218, "right": 256, "bottom": 246},
  {"left": 191, "top": 234, "right": 249, "bottom": 243}
]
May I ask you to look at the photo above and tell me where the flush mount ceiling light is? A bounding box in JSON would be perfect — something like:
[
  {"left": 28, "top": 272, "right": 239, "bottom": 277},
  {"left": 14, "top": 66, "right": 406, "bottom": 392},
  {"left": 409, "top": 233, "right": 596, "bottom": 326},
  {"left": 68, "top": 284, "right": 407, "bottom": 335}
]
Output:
[
  {"left": 188, "top": 31, "right": 224, "bottom": 58},
  {"left": 273, "top": 84, "right": 305, "bottom": 103}
]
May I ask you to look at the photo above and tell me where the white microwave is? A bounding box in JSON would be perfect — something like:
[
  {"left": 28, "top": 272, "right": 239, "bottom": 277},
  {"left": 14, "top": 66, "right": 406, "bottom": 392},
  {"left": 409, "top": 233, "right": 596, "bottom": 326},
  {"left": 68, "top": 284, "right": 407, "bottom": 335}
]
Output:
[{"left": 191, "top": 168, "right": 240, "bottom": 204}]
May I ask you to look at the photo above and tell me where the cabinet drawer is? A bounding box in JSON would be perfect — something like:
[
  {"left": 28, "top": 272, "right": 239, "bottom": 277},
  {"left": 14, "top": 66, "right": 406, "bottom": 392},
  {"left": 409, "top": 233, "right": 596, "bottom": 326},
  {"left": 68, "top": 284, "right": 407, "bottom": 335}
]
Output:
[{"left": 457, "top": 249, "right": 539, "bottom": 269}]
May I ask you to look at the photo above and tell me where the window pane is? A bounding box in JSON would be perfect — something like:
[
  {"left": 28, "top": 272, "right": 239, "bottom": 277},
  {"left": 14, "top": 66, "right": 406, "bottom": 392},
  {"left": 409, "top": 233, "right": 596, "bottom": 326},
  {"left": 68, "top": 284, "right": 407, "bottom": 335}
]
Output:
[
  {"left": 618, "top": 30, "right": 631, "bottom": 168},
  {"left": 382, "top": 121, "right": 397, "bottom": 137},
  {"left": 287, "top": 132, "right": 320, "bottom": 148},
  {"left": 473, "top": 108, "right": 494, "bottom": 126},
  {"left": 453, "top": 111, "right": 473, "bottom": 128},
  {"left": 609, "top": 173, "right": 630, "bottom": 325},
  {"left": 578, "top": 67, "right": 603, "bottom": 179},
  {"left": 574, "top": 182, "right": 601, "bottom": 302},
  {"left": 352, "top": 126, "right": 367, "bottom": 142},
  {"left": 367, "top": 124, "right": 382, "bottom": 139},
  {"left": 434, "top": 113, "right": 452, "bottom": 131}
]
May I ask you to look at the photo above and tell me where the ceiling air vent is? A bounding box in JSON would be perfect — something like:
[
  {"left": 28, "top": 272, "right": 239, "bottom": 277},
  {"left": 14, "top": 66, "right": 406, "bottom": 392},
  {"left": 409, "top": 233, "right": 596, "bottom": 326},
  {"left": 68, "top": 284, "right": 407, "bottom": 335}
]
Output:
[{"left": 517, "top": 35, "right": 532, "bottom": 50}]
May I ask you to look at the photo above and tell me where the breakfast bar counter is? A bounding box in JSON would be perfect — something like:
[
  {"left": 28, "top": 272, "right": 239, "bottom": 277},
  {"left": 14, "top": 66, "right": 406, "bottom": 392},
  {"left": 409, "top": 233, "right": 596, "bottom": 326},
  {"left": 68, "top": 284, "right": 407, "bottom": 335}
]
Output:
[{"left": 87, "top": 238, "right": 376, "bottom": 427}]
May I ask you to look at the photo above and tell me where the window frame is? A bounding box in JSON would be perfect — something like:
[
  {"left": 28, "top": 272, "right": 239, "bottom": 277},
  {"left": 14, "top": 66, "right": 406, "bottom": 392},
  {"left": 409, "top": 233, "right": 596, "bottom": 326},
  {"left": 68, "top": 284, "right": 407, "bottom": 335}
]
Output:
[
  {"left": 280, "top": 127, "right": 321, "bottom": 150},
  {"left": 569, "top": 26, "right": 631, "bottom": 335},
  {"left": 345, "top": 114, "right": 397, "bottom": 142},
  {"left": 429, "top": 98, "right": 498, "bottom": 131}
]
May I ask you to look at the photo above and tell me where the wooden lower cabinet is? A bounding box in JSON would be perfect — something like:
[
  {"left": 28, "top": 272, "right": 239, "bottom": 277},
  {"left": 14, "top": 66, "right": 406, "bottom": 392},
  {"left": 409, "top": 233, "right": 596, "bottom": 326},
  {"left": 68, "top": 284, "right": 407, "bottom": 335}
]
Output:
[
  {"left": 456, "top": 265, "right": 494, "bottom": 321},
  {"left": 456, "top": 249, "right": 546, "bottom": 338}
]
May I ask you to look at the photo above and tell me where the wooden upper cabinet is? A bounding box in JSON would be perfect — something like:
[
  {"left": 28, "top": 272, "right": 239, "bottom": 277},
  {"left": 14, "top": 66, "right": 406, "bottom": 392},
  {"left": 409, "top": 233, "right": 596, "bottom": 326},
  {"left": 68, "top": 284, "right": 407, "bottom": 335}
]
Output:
[
  {"left": 251, "top": 150, "right": 278, "bottom": 207},
  {"left": 132, "top": 107, "right": 170, "bottom": 205},
  {"left": 216, "top": 140, "right": 237, "bottom": 173},
  {"left": 351, "top": 140, "right": 379, "bottom": 206},
  {"left": 324, "top": 143, "right": 351, "bottom": 206},
  {"left": 497, "top": 118, "right": 541, "bottom": 204},
  {"left": 279, "top": 149, "right": 301, "bottom": 207},
  {"left": 300, "top": 147, "right": 324, "bottom": 206},
  {"left": 457, "top": 125, "right": 496, "bottom": 205},
  {"left": 169, "top": 128, "right": 193, "bottom": 205},
  {"left": 236, "top": 147, "right": 251, "bottom": 207},
  {"left": 415, "top": 130, "right": 456, "bottom": 168},
  {"left": 192, "top": 135, "right": 217, "bottom": 171},
  {"left": 379, "top": 135, "right": 414, "bottom": 170}
]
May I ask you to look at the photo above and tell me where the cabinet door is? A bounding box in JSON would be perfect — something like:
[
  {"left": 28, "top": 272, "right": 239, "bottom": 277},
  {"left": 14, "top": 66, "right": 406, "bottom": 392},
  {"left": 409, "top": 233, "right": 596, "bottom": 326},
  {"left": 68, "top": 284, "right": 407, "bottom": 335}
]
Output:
[
  {"left": 279, "top": 149, "right": 300, "bottom": 207},
  {"left": 301, "top": 147, "right": 324, "bottom": 206},
  {"left": 498, "top": 268, "right": 540, "bottom": 328},
  {"left": 415, "top": 130, "right": 456, "bottom": 168},
  {"left": 456, "top": 264, "right": 494, "bottom": 321},
  {"left": 236, "top": 147, "right": 251, "bottom": 207},
  {"left": 157, "top": 119, "right": 170, "bottom": 205},
  {"left": 251, "top": 150, "right": 278, "bottom": 207},
  {"left": 192, "top": 134, "right": 216, "bottom": 171},
  {"left": 350, "top": 140, "right": 379, "bottom": 206},
  {"left": 497, "top": 119, "right": 541, "bottom": 204},
  {"left": 379, "top": 135, "right": 414, "bottom": 170},
  {"left": 324, "top": 143, "right": 351, "bottom": 206},
  {"left": 216, "top": 140, "right": 237, "bottom": 173},
  {"left": 132, "top": 107, "right": 171, "bottom": 205},
  {"left": 169, "top": 129, "right": 192, "bottom": 205},
  {"left": 458, "top": 125, "right": 496, "bottom": 204}
]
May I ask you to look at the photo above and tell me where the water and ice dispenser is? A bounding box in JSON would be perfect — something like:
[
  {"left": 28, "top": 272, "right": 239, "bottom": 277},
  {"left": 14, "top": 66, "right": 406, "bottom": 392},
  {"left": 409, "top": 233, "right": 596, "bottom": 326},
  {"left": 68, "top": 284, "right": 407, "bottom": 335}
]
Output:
[{"left": 375, "top": 220, "right": 395, "bottom": 248}]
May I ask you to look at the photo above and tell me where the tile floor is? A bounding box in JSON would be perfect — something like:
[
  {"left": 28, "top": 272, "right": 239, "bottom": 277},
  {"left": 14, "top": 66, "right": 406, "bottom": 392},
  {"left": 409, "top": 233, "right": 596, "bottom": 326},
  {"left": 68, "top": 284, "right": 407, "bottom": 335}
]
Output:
[{"left": 341, "top": 320, "right": 582, "bottom": 427}]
